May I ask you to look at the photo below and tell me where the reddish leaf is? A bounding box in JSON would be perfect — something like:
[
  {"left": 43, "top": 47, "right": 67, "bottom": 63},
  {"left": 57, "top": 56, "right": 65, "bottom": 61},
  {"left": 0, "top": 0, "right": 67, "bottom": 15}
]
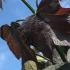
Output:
[{"left": 55, "top": 8, "right": 70, "bottom": 15}]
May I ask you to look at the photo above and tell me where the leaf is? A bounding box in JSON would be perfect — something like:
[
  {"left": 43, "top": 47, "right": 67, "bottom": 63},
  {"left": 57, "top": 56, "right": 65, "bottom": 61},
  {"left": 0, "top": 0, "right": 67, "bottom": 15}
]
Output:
[{"left": 37, "top": 0, "right": 61, "bottom": 16}]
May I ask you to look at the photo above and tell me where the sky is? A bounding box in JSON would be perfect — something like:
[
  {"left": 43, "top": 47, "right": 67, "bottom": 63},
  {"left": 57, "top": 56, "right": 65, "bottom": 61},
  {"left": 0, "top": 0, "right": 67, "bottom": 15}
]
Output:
[{"left": 0, "top": 0, "right": 70, "bottom": 70}]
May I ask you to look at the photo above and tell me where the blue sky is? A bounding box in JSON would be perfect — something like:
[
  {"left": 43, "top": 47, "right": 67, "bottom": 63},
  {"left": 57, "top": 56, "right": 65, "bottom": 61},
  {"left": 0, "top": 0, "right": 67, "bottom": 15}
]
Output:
[
  {"left": 59, "top": 0, "right": 70, "bottom": 8},
  {"left": 0, "top": 0, "right": 70, "bottom": 70}
]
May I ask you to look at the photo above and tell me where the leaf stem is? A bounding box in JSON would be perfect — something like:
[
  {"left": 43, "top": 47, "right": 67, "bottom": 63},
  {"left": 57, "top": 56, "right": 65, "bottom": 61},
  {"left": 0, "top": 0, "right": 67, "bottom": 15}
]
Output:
[{"left": 21, "top": 0, "right": 35, "bottom": 14}]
